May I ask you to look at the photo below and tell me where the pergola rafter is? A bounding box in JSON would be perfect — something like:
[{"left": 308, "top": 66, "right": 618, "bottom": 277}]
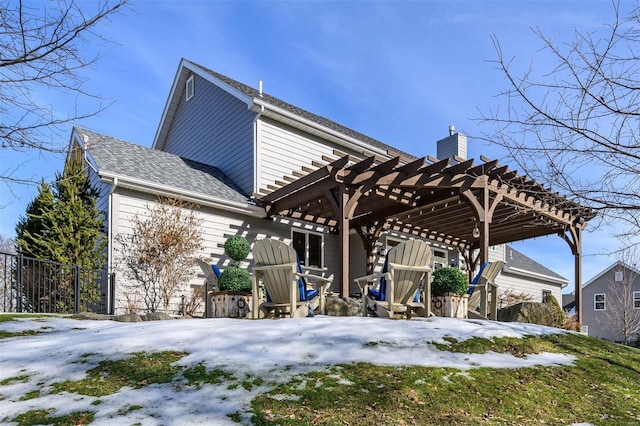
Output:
[{"left": 255, "top": 154, "right": 595, "bottom": 322}]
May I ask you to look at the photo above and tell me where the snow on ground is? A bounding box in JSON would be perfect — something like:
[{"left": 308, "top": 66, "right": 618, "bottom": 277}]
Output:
[{"left": 0, "top": 316, "right": 576, "bottom": 425}]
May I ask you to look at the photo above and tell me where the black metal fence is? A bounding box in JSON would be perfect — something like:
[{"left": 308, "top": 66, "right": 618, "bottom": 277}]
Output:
[{"left": 0, "top": 252, "right": 114, "bottom": 314}]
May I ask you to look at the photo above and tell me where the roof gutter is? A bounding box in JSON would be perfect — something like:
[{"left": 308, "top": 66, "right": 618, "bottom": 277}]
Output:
[{"left": 100, "top": 172, "right": 266, "bottom": 218}]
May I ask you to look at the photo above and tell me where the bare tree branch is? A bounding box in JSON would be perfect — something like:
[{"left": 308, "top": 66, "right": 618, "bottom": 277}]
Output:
[
  {"left": 478, "top": 1, "right": 640, "bottom": 236},
  {"left": 0, "top": 0, "right": 127, "bottom": 186}
]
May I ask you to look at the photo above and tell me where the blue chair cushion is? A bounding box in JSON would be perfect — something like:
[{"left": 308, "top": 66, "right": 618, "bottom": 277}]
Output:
[
  {"left": 468, "top": 262, "right": 490, "bottom": 294},
  {"left": 211, "top": 265, "right": 221, "bottom": 278}
]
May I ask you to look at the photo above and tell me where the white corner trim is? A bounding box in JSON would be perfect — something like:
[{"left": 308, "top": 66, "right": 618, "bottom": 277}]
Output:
[{"left": 100, "top": 172, "right": 266, "bottom": 218}]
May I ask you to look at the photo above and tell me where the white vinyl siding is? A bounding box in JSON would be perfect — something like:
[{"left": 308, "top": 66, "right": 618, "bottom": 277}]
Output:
[
  {"left": 162, "top": 74, "right": 255, "bottom": 195},
  {"left": 257, "top": 117, "right": 367, "bottom": 192},
  {"left": 110, "top": 189, "right": 341, "bottom": 313}
]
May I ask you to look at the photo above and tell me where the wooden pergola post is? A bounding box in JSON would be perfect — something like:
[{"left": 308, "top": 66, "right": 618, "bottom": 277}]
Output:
[
  {"left": 339, "top": 187, "right": 350, "bottom": 297},
  {"left": 561, "top": 224, "right": 583, "bottom": 325}
]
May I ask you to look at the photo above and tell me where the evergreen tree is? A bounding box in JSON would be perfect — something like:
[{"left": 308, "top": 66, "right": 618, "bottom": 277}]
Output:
[
  {"left": 15, "top": 181, "right": 56, "bottom": 258},
  {"left": 15, "top": 148, "right": 107, "bottom": 312},
  {"left": 15, "top": 148, "right": 107, "bottom": 269}
]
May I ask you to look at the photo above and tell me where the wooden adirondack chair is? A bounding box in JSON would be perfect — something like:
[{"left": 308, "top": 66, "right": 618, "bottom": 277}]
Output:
[
  {"left": 354, "top": 239, "right": 432, "bottom": 319},
  {"left": 250, "top": 239, "right": 333, "bottom": 318},
  {"left": 467, "top": 260, "right": 505, "bottom": 320}
]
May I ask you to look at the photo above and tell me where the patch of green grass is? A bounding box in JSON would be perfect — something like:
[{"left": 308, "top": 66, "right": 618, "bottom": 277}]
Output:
[
  {"left": 117, "top": 404, "right": 143, "bottom": 415},
  {"left": 432, "top": 334, "right": 560, "bottom": 357},
  {"left": 250, "top": 333, "right": 640, "bottom": 425},
  {"left": 0, "top": 314, "right": 59, "bottom": 323},
  {"left": 52, "top": 351, "right": 187, "bottom": 397},
  {"left": 19, "top": 390, "right": 40, "bottom": 401},
  {"left": 0, "top": 329, "right": 38, "bottom": 339},
  {"left": 12, "top": 409, "right": 94, "bottom": 426},
  {"left": 0, "top": 374, "right": 30, "bottom": 385},
  {"left": 182, "top": 363, "right": 236, "bottom": 387}
]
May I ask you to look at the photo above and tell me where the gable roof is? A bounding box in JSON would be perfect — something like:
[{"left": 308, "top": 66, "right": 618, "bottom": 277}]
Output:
[
  {"left": 74, "top": 127, "right": 261, "bottom": 212},
  {"left": 503, "top": 245, "right": 568, "bottom": 284},
  {"left": 581, "top": 260, "right": 640, "bottom": 289},
  {"left": 153, "top": 58, "right": 415, "bottom": 160}
]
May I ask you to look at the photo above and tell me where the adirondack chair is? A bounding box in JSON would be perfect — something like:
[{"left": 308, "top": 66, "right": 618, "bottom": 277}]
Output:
[
  {"left": 354, "top": 239, "right": 432, "bottom": 319},
  {"left": 250, "top": 239, "right": 333, "bottom": 318},
  {"left": 467, "top": 260, "right": 505, "bottom": 320},
  {"left": 197, "top": 259, "right": 221, "bottom": 318}
]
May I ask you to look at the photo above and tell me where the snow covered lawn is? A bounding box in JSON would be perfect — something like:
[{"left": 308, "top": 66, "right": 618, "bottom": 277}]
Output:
[{"left": 0, "top": 316, "right": 577, "bottom": 425}]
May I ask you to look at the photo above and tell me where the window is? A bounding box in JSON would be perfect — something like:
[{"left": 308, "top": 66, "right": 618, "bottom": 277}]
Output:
[
  {"left": 594, "top": 293, "right": 606, "bottom": 311},
  {"left": 292, "top": 229, "right": 323, "bottom": 268},
  {"left": 634, "top": 292, "right": 640, "bottom": 309},
  {"left": 185, "top": 75, "right": 194, "bottom": 101},
  {"left": 615, "top": 271, "right": 624, "bottom": 282},
  {"left": 542, "top": 289, "right": 551, "bottom": 302}
]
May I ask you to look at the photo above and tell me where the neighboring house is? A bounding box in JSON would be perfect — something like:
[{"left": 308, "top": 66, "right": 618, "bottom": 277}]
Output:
[
  {"left": 71, "top": 58, "right": 575, "bottom": 315},
  {"left": 575, "top": 261, "right": 640, "bottom": 343},
  {"left": 491, "top": 245, "right": 568, "bottom": 307}
]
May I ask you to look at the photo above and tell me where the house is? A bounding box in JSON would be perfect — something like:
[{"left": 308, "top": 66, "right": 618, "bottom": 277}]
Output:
[
  {"left": 571, "top": 261, "right": 640, "bottom": 343},
  {"left": 491, "top": 245, "right": 568, "bottom": 307},
  {"left": 71, "top": 58, "right": 591, "bottom": 315}
]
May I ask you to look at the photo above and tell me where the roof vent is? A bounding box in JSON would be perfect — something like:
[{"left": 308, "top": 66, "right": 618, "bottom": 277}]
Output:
[
  {"left": 259, "top": 80, "right": 263, "bottom": 96},
  {"left": 448, "top": 124, "right": 455, "bottom": 136}
]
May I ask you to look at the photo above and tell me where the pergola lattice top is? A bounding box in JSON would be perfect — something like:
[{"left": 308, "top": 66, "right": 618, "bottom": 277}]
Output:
[{"left": 256, "top": 152, "right": 594, "bottom": 249}]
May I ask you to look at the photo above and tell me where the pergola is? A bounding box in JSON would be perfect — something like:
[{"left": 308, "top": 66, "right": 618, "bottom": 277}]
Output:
[{"left": 255, "top": 152, "right": 595, "bottom": 322}]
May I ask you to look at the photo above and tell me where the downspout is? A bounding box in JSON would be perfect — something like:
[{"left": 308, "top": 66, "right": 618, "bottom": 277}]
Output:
[
  {"left": 253, "top": 104, "right": 264, "bottom": 194},
  {"left": 107, "top": 177, "right": 118, "bottom": 315}
]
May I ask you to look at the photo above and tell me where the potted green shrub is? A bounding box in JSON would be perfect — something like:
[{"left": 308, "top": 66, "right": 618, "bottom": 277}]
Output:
[
  {"left": 211, "top": 236, "right": 253, "bottom": 318},
  {"left": 431, "top": 267, "right": 469, "bottom": 318}
]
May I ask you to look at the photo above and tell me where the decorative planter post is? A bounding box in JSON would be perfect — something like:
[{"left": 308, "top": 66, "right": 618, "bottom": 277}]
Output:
[
  {"left": 431, "top": 267, "right": 470, "bottom": 319},
  {"left": 214, "top": 235, "right": 253, "bottom": 318}
]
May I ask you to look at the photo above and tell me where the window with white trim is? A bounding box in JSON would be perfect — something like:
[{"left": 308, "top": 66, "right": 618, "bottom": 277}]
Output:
[
  {"left": 634, "top": 291, "right": 640, "bottom": 309},
  {"left": 292, "top": 229, "right": 323, "bottom": 268},
  {"left": 185, "top": 75, "right": 194, "bottom": 101},
  {"left": 594, "top": 293, "right": 606, "bottom": 311},
  {"left": 542, "top": 289, "right": 551, "bottom": 302}
]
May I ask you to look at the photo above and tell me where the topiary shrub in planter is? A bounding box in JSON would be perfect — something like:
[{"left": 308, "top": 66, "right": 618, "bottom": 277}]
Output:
[
  {"left": 218, "top": 266, "right": 252, "bottom": 292},
  {"left": 431, "top": 267, "right": 469, "bottom": 318},
  {"left": 431, "top": 267, "right": 468, "bottom": 296},
  {"left": 223, "top": 235, "right": 250, "bottom": 264},
  {"left": 212, "top": 235, "right": 253, "bottom": 318},
  {"left": 217, "top": 235, "right": 252, "bottom": 293}
]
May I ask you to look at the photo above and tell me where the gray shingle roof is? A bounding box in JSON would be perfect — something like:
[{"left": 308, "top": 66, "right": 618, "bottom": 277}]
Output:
[
  {"left": 186, "top": 59, "right": 416, "bottom": 160},
  {"left": 76, "top": 127, "right": 251, "bottom": 204},
  {"left": 504, "top": 245, "right": 566, "bottom": 281}
]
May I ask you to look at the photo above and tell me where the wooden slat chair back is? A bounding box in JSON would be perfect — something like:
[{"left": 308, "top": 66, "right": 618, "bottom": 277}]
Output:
[
  {"left": 355, "top": 239, "right": 433, "bottom": 319},
  {"left": 251, "top": 239, "right": 332, "bottom": 318},
  {"left": 387, "top": 240, "right": 432, "bottom": 305},
  {"left": 468, "top": 260, "right": 505, "bottom": 320}
]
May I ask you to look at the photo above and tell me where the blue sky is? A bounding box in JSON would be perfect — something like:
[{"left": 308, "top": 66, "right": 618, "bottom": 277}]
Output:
[{"left": 0, "top": 0, "right": 624, "bottom": 290}]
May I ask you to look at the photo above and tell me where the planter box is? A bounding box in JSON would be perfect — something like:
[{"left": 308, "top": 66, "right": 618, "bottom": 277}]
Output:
[
  {"left": 431, "top": 293, "right": 468, "bottom": 318},
  {"left": 209, "top": 291, "right": 252, "bottom": 318}
]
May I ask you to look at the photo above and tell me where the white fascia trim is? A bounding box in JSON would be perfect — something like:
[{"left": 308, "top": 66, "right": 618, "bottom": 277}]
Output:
[
  {"left": 100, "top": 172, "right": 266, "bottom": 218},
  {"left": 253, "top": 98, "right": 391, "bottom": 159},
  {"left": 503, "top": 265, "right": 568, "bottom": 286}
]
